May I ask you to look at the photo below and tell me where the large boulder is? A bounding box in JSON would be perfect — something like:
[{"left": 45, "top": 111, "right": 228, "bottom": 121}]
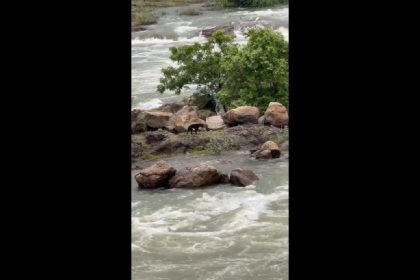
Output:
[
  {"left": 132, "top": 26, "right": 146, "bottom": 32},
  {"left": 131, "top": 109, "right": 146, "bottom": 134},
  {"left": 145, "top": 111, "right": 173, "bottom": 129},
  {"left": 202, "top": 25, "right": 234, "bottom": 37},
  {"left": 206, "top": 115, "right": 226, "bottom": 130},
  {"left": 222, "top": 106, "right": 260, "bottom": 127},
  {"left": 135, "top": 161, "right": 176, "bottom": 188},
  {"left": 251, "top": 140, "right": 281, "bottom": 159},
  {"left": 198, "top": 109, "right": 216, "bottom": 120},
  {"left": 264, "top": 102, "right": 289, "bottom": 128},
  {"left": 169, "top": 164, "right": 223, "bottom": 188},
  {"left": 260, "top": 140, "right": 279, "bottom": 151},
  {"left": 166, "top": 106, "right": 204, "bottom": 133},
  {"left": 229, "top": 169, "right": 259, "bottom": 186},
  {"left": 255, "top": 149, "right": 273, "bottom": 159}
]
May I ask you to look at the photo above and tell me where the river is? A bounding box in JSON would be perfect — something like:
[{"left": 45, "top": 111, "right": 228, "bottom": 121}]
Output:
[
  {"left": 132, "top": 3, "right": 289, "bottom": 280},
  {"left": 132, "top": 3, "right": 288, "bottom": 110}
]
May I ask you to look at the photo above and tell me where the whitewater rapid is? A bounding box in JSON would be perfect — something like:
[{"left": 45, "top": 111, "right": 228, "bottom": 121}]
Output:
[{"left": 131, "top": 5, "right": 288, "bottom": 111}]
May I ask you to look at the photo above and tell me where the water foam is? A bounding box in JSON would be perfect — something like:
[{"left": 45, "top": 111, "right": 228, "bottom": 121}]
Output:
[
  {"left": 132, "top": 37, "right": 175, "bottom": 45},
  {"left": 132, "top": 35, "right": 206, "bottom": 46},
  {"left": 229, "top": 8, "right": 289, "bottom": 18},
  {"left": 132, "top": 187, "right": 288, "bottom": 239},
  {"left": 175, "top": 25, "right": 200, "bottom": 35},
  {"left": 133, "top": 98, "right": 163, "bottom": 111}
]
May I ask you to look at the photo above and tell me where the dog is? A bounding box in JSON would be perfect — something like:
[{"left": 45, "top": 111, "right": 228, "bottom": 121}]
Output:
[{"left": 187, "top": 123, "right": 209, "bottom": 134}]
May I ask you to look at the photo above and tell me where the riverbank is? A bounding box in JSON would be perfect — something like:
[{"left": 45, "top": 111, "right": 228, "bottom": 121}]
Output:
[{"left": 132, "top": 101, "right": 289, "bottom": 169}]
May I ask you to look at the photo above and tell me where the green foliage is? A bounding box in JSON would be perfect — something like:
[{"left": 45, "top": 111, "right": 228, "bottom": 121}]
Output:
[
  {"left": 157, "top": 30, "right": 237, "bottom": 97},
  {"left": 158, "top": 28, "right": 288, "bottom": 111},
  {"left": 218, "top": 28, "right": 288, "bottom": 110}
]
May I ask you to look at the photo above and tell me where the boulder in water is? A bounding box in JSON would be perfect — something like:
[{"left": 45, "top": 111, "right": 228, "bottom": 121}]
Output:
[
  {"left": 264, "top": 102, "right": 289, "bottom": 128},
  {"left": 202, "top": 25, "right": 234, "bottom": 37},
  {"left": 169, "top": 164, "right": 223, "bottom": 188},
  {"left": 132, "top": 26, "right": 147, "bottom": 32},
  {"left": 135, "top": 161, "right": 176, "bottom": 188},
  {"left": 251, "top": 140, "right": 281, "bottom": 159},
  {"left": 229, "top": 168, "right": 259, "bottom": 186}
]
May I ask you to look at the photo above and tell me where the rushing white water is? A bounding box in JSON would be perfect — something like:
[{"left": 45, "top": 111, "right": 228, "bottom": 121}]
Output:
[
  {"left": 132, "top": 4, "right": 289, "bottom": 279},
  {"left": 132, "top": 151, "right": 289, "bottom": 280},
  {"left": 131, "top": 4, "right": 289, "bottom": 111}
]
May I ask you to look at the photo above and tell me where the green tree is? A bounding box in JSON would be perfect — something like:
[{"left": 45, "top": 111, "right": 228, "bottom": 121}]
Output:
[
  {"left": 157, "top": 28, "right": 288, "bottom": 112},
  {"left": 218, "top": 28, "right": 288, "bottom": 110},
  {"left": 157, "top": 30, "right": 238, "bottom": 110}
]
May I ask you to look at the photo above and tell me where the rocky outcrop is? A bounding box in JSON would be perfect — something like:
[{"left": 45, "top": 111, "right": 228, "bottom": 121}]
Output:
[
  {"left": 198, "top": 109, "right": 216, "bottom": 120},
  {"left": 255, "top": 149, "right": 273, "bottom": 159},
  {"left": 166, "top": 106, "right": 204, "bottom": 133},
  {"left": 202, "top": 25, "right": 234, "bottom": 37},
  {"left": 131, "top": 109, "right": 146, "bottom": 134},
  {"left": 131, "top": 123, "right": 285, "bottom": 162},
  {"left": 206, "top": 115, "right": 226, "bottom": 130},
  {"left": 132, "top": 26, "right": 146, "bottom": 32},
  {"left": 152, "top": 137, "right": 211, "bottom": 154},
  {"left": 135, "top": 161, "right": 176, "bottom": 188},
  {"left": 145, "top": 111, "right": 173, "bottom": 129},
  {"left": 133, "top": 162, "right": 262, "bottom": 189},
  {"left": 229, "top": 169, "right": 259, "bottom": 186},
  {"left": 251, "top": 140, "right": 281, "bottom": 159},
  {"left": 260, "top": 140, "right": 279, "bottom": 151},
  {"left": 264, "top": 102, "right": 289, "bottom": 128},
  {"left": 225, "top": 124, "right": 283, "bottom": 147},
  {"left": 145, "top": 133, "right": 167, "bottom": 144},
  {"left": 222, "top": 106, "right": 260, "bottom": 127},
  {"left": 169, "top": 164, "right": 224, "bottom": 188}
]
